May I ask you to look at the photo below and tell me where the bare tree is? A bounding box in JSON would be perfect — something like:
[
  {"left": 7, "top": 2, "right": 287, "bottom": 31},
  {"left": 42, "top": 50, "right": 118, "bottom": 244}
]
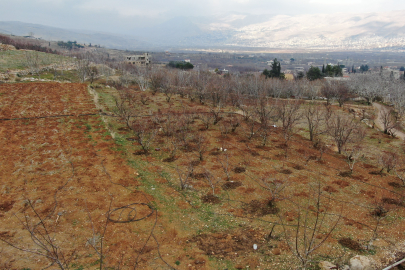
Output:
[
  {"left": 378, "top": 151, "right": 398, "bottom": 174},
  {"left": 175, "top": 163, "right": 194, "bottom": 190},
  {"left": 131, "top": 120, "right": 157, "bottom": 154},
  {"left": 394, "top": 156, "right": 405, "bottom": 186},
  {"left": 0, "top": 200, "right": 75, "bottom": 269},
  {"left": 194, "top": 134, "right": 209, "bottom": 161},
  {"left": 199, "top": 112, "right": 214, "bottom": 130},
  {"left": 244, "top": 118, "right": 260, "bottom": 141},
  {"left": 335, "top": 82, "right": 351, "bottom": 107},
  {"left": 259, "top": 177, "right": 288, "bottom": 205},
  {"left": 149, "top": 69, "right": 165, "bottom": 95},
  {"left": 327, "top": 114, "right": 364, "bottom": 154},
  {"left": 25, "top": 51, "right": 41, "bottom": 77},
  {"left": 278, "top": 184, "right": 341, "bottom": 270},
  {"left": 113, "top": 90, "right": 137, "bottom": 129},
  {"left": 303, "top": 102, "right": 325, "bottom": 142},
  {"left": 278, "top": 100, "right": 302, "bottom": 158},
  {"left": 321, "top": 81, "right": 337, "bottom": 105},
  {"left": 85, "top": 199, "right": 112, "bottom": 270},
  {"left": 217, "top": 150, "right": 231, "bottom": 181},
  {"left": 379, "top": 107, "right": 398, "bottom": 135},
  {"left": 203, "top": 169, "right": 221, "bottom": 195},
  {"left": 343, "top": 145, "right": 363, "bottom": 173}
]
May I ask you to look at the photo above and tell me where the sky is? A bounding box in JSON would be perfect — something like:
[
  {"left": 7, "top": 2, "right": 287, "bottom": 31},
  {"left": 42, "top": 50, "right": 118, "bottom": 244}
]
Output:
[{"left": 1, "top": 0, "right": 404, "bottom": 34}]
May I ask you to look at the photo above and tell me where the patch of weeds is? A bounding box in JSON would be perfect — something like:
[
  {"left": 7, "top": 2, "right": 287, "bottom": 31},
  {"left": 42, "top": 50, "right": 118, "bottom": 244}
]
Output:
[
  {"left": 339, "top": 171, "right": 352, "bottom": 177},
  {"left": 201, "top": 194, "right": 221, "bottom": 204},
  {"left": 293, "top": 164, "right": 304, "bottom": 170},
  {"left": 370, "top": 206, "right": 387, "bottom": 217},
  {"left": 280, "top": 169, "right": 292, "bottom": 175},
  {"left": 382, "top": 197, "right": 403, "bottom": 206},
  {"left": 222, "top": 181, "right": 242, "bottom": 190},
  {"left": 114, "top": 136, "right": 127, "bottom": 146},
  {"left": 163, "top": 156, "right": 177, "bottom": 162},
  {"left": 338, "top": 238, "right": 363, "bottom": 251},
  {"left": 175, "top": 261, "right": 180, "bottom": 266},
  {"left": 243, "top": 200, "right": 279, "bottom": 217},
  {"left": 233, "top": 167, "right": 246, "bottom": 173},
  {"left": 369, "top": 170, "right": 386, "bottom": 176},
  {"left": 71, "top": 264, "right": 84, "bottom": 270},
  {"left": 388, "top": 182, "right": 402, "bottom": 188}
]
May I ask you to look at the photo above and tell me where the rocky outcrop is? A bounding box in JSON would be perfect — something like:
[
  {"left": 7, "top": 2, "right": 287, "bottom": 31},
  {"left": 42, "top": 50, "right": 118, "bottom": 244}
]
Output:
[{"left": 350, "top": 255, "right": 375, "bottom": 270}]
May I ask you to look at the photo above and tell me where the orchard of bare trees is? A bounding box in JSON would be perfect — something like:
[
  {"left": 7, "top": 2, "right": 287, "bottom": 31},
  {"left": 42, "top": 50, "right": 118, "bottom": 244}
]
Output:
[{"left": 3, "top": 46, "right": 405, "bottom": 270}]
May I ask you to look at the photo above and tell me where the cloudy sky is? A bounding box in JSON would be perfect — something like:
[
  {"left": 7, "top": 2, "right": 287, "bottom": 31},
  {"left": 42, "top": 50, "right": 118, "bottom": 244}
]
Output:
[{"left": 1, "top": 0, "right": 404, "bottom": 34}]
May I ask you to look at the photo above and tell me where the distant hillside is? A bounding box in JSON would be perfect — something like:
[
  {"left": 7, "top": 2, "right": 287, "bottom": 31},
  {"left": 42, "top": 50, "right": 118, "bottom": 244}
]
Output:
[
  {"left": 0, "top": 21, "right": 152, "bottom": 50},
  {"left": 2, "top": 10, "right": 405, "bottom": 51}
]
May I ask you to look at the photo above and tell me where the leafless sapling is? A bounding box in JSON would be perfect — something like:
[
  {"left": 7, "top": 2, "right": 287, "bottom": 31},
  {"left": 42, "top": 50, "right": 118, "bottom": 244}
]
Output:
[
  {"left": 175, "top": 163, "right": 194, "bottom": 190},
  {"left": 0, "top": 200, "right": 76, "bottom": 269},
  {"left": 278, "top": 184, "right": 341, "bottom": 270},
  {"left": 193, "top": 134, "right": 209, "bottom": 161}
]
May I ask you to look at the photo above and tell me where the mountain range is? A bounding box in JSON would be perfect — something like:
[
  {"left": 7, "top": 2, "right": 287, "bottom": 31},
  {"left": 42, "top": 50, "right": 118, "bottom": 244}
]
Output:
[{"left": 1, "top": 10, "right": 405, "bottom": 51}]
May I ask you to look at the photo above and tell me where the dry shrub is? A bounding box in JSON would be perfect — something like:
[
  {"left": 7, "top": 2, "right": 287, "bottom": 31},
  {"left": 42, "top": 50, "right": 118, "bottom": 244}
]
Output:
[
  {"left": 0, "top": 201, "right": 15, "bottom": 212},
  {"left": 276, "top": 143, "right": 287, "bottom": 149},
  {"left": 190, "top": 160, "right": 200, "bottom": 166},
  {"left": 250, "top": 151, "right": 260, "bottom": 156},
  {"left": 201, "top": 194, "right": 221, "bottom": 204},
  {"left": 370, "top": 206, "right": 387, "bottom": 217},
  {"left": 234, "top": 167, "right": 246, "bottom": 173},
  {"left": 388, "top": 182, "right": 402, "bottom": 188},
  {"left": 209, "top": 151, "right": 220, "bottom": 156},
  {"left": 133, "top": 150, "right": 148, "bottom": 155},
  {"left": 243, "top": 200, "right": 279, "bottom": 216},
  {"left": 222, "top": 181, "right": 242, "bottom": 190},
  {"left": 369, "top": 170, "right": 386, "bottom": 176},
  {"left": 163, "top": 156, "right": 176, "bottom": 162},
  {"left": 191, "top": 228, "right": 265, "bottom": 258},
  {"left": 191, "top": 172, "right": 208, "bottom": 179},
  {"left": 382, "top": 197, "right": 403, "bottom": 206},
  {"left": 118, "top": 126, "right": 131, "bottom": 131},
  {"left": 293, "top": 164, "right": 304, "bottom": 170},
  {"left": 280, "top": 169, "right": 292, "bottom": 175},
  {"left": 338, "top": 238, "right": 363, "bottom": 251},
  {"left": 339, "top": 171, "right": 352, "bottom": 177}
]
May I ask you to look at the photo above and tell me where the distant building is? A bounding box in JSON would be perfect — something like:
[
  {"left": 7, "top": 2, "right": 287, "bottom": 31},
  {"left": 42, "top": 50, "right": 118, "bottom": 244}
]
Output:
[
  {"left": 126, "top": 53, "right": 150, "bottom": 66},
  {"left": 184, "top": 59, "right": 191, "bottom": 63}
]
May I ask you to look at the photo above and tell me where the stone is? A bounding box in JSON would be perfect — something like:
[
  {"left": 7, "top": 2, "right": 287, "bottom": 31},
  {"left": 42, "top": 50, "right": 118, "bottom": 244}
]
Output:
[
  {"left": 319, "top": 261, "right": 337, "bottom": 270},
  {"left": 350, "top": 255, "right": 375, "bottom": 270}
]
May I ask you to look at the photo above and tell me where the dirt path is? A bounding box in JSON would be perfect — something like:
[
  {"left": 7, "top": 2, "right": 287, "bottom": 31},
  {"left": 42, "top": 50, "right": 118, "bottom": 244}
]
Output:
[{"left": 373, "top": 102, "right": 405, "bottom": 140}]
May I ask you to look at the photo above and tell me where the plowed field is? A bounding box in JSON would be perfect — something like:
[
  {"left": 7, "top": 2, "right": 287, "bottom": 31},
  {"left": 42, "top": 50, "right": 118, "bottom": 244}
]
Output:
[{"left": 0, "top": 83, "right": 180, "bottom": 269}]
